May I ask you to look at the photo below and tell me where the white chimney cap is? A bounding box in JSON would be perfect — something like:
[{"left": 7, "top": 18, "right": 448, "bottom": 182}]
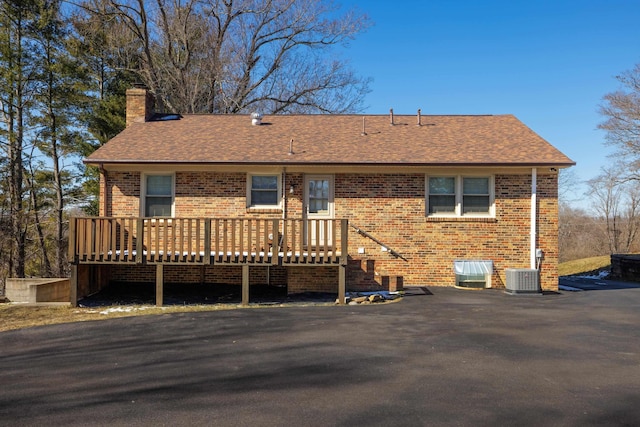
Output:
[{"left": 251, "top": 112, "right": 263, "bottom": 125}]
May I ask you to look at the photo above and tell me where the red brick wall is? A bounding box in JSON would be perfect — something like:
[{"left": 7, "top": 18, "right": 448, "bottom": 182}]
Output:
[
  {"left": 102, "top": 171, "right": 140, "bottom": 217},
  {"left": 101, "top": 170, "right": 559, "bottom": 291},
  {"left": 175, "top": 172, "right": 246, "bottom": 217},
  {"left": 288, "top": 267, "right": 338, "bottom": 294},
  {"left": 104, "top": 171, "right": 285, "bottom": 219},
  {"left": 332, "top": 173, "right": 558, "bottom": 291},
  {"left": 110, "top": 265, "right": 287, "bottom": 286}
]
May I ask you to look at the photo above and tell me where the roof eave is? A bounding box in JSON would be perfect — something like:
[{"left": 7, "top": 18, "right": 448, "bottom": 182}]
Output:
[{"left": 84, "top": 159, "right": 576, "bottom": 168}]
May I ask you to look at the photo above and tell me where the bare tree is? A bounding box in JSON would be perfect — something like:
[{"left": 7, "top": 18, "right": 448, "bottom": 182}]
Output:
[
  {"left": 620, "top": 180, "right": 640, "bottom": 253},
  {"left": 558, "top": 204, "right": 608, "bottom": 262},
  {"left": 586, "top": 165, "right": 640, "bottom": 254},
  {"left": 75, "top": 0, "right": 371, "bottom": 114},
  {"left": 558, "top": 168, "right": 580, "bottom": 206},
  {"left": 587, "top": 167, "right": 623, "bottom": 253},
  {"left": 593, "top": 64, "right": 640, "bottom": 255},
  {"left": 599, "top": 63, "right": 640, "bottom": 175}
]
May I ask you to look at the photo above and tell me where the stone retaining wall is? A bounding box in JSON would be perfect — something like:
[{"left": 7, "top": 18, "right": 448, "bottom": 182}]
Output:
[{"left": 610, "top": 254, "right": 640, "bottom": 281}]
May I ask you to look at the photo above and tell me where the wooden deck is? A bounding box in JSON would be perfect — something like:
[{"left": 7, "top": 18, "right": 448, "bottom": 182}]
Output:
[{"left": 68, "top": 217, "right": 349, "bottom": 306}]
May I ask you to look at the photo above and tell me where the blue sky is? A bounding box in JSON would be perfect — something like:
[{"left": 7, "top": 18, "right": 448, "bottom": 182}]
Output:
[{"left": 338, "top": 0, "right": 640, "bottom": 206}]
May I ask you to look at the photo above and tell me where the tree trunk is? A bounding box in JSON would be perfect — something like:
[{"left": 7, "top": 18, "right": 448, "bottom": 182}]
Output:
[
  {"left": 29, "top": 176, "right": 53, "bottom": 276},
  {"left": 7, "top": 16, "right": 26, "bottom": 278}
]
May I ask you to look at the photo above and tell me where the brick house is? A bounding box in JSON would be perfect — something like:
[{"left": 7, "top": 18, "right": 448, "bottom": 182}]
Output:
[{"left": 68, "top": 88, "right": 574, "bottom": 305}]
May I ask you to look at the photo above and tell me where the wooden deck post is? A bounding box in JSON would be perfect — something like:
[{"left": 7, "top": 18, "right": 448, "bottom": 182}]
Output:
[
  {"left": 68, "top": 217, "right": 76, "bottom": 262},
  {"left": 338, "top": 264, "right": 346, "bottom": 304},
  {"left": 156, "top": 264, "right": 164, "bottom": 306},
  {"left": 242, "top": 264, "right": 249, "bottom": 306},
  {"left": 271, "top": 219, "right": 279, "bottom": 265},
  {"left": 204, "top": 219, "right": 211, "bottom": 264},
  {"left": 70, "top": 265, "right": 78, "bottom": 307},
  {"left": 338, "top": 219, "right": 349, "bottom": 304},
  {"left": 136, "top": 218, "right": 144, "bottom": 264}
]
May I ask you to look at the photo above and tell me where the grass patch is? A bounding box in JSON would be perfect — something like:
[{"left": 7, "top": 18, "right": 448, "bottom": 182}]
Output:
[{"left": 559, "top": 255, "right": 611, "bottom": 277}]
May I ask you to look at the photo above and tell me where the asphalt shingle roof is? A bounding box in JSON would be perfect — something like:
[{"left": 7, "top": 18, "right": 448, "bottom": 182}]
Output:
[{"left": 85, "top": 114, "right": 575, "bottom": 167}]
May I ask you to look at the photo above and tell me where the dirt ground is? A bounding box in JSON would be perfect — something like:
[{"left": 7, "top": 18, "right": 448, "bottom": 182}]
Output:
[{"left": 0, "top": 282, "right": 340, "bottom": 332}]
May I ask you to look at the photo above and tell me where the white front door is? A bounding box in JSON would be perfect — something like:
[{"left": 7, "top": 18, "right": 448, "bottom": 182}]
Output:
[{"left": 304, "top": 175, "right": 334, "bottom": 247}]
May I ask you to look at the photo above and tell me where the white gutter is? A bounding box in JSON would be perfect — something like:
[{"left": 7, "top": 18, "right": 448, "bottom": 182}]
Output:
[
  {"left": 282, "top": 168, "right": 287, "bottom": 220},
  {"left": 530, "top": 168, "right": 537, "bottom": 269}
]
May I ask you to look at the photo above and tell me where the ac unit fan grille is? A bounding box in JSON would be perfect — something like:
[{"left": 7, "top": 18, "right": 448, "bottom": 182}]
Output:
[{"left": 505, "top": 268, "right": 540, "bottom": 294}]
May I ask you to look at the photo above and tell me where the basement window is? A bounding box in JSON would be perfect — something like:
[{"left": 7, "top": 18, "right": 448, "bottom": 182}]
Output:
[{"left": 454, "top": 260, "right": 493, "bottom": 288}]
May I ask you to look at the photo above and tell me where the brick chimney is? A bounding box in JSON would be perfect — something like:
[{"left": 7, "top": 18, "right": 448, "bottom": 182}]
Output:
[{"left": 125, "top": 87, "right": 154, "bottom": 127}]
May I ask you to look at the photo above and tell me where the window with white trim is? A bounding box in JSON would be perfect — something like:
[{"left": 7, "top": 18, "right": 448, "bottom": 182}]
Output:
[
  {"left": 248, "top": 174, "right": 281, "bottom": 208},
  {"left": 426, "top": 175, "right": 494, "bottom": 217},
  {"left": 428, "top": 176, "right": 456, "bottom": 214},
  {"left": 143, "top": 174, "right": 174, "bottom": 217},
  {"left": 462, "top": 177, "right": 490, "bottom": 214}
]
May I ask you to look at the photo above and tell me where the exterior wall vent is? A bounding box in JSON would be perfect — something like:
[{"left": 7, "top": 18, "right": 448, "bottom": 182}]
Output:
[
  {"left": 505, "top": 268, "right": 540, "bottom": 294},
  {"left": 251, "top": 112, "right": 263, "bottom": 126}
]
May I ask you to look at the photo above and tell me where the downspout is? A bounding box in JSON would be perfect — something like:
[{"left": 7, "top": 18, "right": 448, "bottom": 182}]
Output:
[
  {"left": 530, "top": 168, "right": 537, "bottom": 269},
  {"left": 282, "top": 167, "right": 287, "bottom": 221},
  {"left": 100, "top": 164, "right": 107, "bottom": 216}
]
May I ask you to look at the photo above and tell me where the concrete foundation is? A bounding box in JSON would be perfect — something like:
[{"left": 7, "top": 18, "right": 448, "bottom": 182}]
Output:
[{"left": 5, "top": 278, "right": 70, "bottom": 303}]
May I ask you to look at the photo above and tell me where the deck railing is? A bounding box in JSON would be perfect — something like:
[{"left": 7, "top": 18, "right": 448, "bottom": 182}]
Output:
[{"left": 69, "top": 217, "right": 348, "bottom": 266}]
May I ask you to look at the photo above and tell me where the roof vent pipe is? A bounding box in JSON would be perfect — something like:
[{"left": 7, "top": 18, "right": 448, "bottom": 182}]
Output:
[
  {"left": 288, "top": 138, "right": 294, "bottom": 155},
  {"left": 361, "top": 117, "right": 367, "bottom": 135},
  {"left": 389, "top": 108, "right": 394, "bottom": 126},
  {"left": 417, "top": 109, "right": 422, "bottom": 126},
  {"left": 251, "top": 112, "right": 263, "bottom": 126}
]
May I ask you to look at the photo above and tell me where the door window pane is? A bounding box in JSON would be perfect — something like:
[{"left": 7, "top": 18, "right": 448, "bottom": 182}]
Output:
[{"left": 309, "top": 179, "right": 329, "bottom": 213}]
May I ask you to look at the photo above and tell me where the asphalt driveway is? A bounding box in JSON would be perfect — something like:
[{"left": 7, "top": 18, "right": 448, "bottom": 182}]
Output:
[{"left": 1, "top": 283, "right": 639, "bottom": 426}]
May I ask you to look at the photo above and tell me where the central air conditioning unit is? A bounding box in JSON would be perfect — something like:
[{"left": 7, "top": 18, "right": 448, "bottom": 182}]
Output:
[{"left": 505, "top": 268, "right": 540, "bottom": 294}]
